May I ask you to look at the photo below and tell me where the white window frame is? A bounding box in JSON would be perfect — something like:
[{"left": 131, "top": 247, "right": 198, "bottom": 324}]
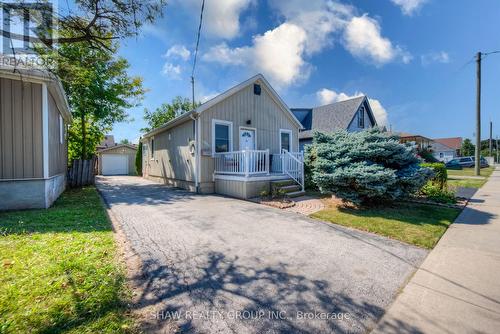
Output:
[
  {"left": 358, "top": 107, "right": 365, "bottom": 128},
  {"left": 59, "top": 114, "right": 64, "bottom": 144},
  {"left": 212, "top": 119, "right": 233, "bottom": 155},
  {"left": 238, "top": 126, "right": 257, "bottom": 150},
  {"left": 279, "top": 129, "right": 293, "bottom": 152}
]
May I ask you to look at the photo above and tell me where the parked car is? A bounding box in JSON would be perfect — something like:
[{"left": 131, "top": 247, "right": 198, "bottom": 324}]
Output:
[
  {"left": 446, "top": 156, "right": 489, "bottom": 169},
  {"left": 445, "top": 159, "right": 462, "bottom": 170}
]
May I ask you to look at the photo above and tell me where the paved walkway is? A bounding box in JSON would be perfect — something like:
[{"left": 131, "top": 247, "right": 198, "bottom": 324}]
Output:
[
  {"left": 373, "top": 167, "right": 500, "bottom": 334},
  {"left": 96, "top": 176, "right": 427, "bottom": 334},
  {"left": 448, "top": 175, "right": 486, "bottom": 180},
  {"left": 285, "top": 195, "right": 325, "bottom": 215}
]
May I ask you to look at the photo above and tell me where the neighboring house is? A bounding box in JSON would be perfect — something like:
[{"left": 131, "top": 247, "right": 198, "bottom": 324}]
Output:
[
  {"left": 433, "top": 137, "right": 462, "bottom": 157},
  {"left": 96, "top": 134, "right": 116, "bottom": 150},
  {"left": 430, "top": 137, "right": 462, "bottom": 162},
  {"left": 141, "top": 74, "right": 304, "bottom": 199},
  {"left": 0, "top": 66, "right": 72, "bottom": 210},
  {"left": 430, "top": 141, "right": 456, "bottom": 162},
  {"left": 291, "top": 96, "right": 378, "bottom": 151},
  {"left": 97, "top": 144, "right": 137, "bottom": 176},
  {"left": 399, "top": 132, "right": 433, "bottom": 152}
]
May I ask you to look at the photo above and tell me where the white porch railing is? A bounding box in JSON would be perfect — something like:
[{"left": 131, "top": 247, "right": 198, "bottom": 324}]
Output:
[
  {"left": 270, "top": 150, "right": 304, "bottom": 190},
  {"left": 282, "top": 150, "right": 304, "bottom": 191},
  {"left": 214, "top": 150, "right": 270, "bottom": 176},
  {"left": 214, "top": 149, "right": 304, "bottom": 190}
]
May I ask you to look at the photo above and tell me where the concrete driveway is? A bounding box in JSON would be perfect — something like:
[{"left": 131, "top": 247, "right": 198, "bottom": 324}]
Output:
[{"left": 96, "top": 176, "right": 428, "bottom": 334}]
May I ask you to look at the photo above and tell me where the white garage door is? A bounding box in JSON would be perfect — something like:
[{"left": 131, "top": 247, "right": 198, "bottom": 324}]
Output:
[{"left": 102, "top": 154, "right": 129, "bottom": 175}]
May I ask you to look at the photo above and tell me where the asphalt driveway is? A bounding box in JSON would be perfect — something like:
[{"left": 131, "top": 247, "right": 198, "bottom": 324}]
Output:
[{"left": 96, "top": 176, "right": 428, "bottom": 334}]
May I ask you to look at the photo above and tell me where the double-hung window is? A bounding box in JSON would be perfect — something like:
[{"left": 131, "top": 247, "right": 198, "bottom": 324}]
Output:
[
  {"left": 212, "top": 120, "right": 233, "bottom": 154},
  {"left": 358, "top": 107, "right": 365, "bottom": 128}
]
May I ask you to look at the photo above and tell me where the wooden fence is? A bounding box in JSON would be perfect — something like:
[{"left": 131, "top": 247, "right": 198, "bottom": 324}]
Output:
[{"left": 68, "top": 157, "right": 96, "bottom": 187}]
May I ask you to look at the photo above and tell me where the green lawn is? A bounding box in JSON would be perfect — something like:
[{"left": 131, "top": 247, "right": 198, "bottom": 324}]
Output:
[
  {"left": 311, "top": 202, "right": 461, "bottom": 249},
  {"left": 448, "top": 178, "right": 487, "bottom": 189},
  {"left": 0, "top": 188, "right": 138, "bottom": 334},
  {"left": 447, "top": 166, "right": 494, "bottom": 177}
]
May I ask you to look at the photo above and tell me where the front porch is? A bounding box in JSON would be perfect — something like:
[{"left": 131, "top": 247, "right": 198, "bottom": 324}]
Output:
[{"left": 213, "top": 149, "right": 304, "bottom": 199}]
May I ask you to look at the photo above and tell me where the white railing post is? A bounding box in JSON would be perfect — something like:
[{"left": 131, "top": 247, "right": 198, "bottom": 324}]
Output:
[
  {"left": 266, "top": 149, "right": 270, "bottom": 175},
  {"left": 301, "top": 154, "right": 305, "bottom": 191},
  {"left": 244, "top": 150, "right": 249, "bottom": 177},
  {"left": 281, "top": 149, "right": 285, "bottom": 173}
]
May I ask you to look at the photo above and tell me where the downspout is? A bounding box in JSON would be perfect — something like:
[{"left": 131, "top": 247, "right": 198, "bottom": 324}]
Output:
[{"left": 190, "top": 112, "right": 200, "bottom": 193}]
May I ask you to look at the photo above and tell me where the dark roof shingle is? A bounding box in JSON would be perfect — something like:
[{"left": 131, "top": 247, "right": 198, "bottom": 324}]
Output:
[{"left": 292, "top": 96, "right": 366, "bottom": 139}]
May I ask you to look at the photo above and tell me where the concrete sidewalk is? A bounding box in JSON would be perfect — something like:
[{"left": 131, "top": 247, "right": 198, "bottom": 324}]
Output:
[{"left": 373, "top": 167, "right": 500, "bottom": 334}]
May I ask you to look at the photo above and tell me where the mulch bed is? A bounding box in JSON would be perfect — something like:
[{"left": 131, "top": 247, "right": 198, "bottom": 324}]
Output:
[{"left": 251, "top": 197, "right": 296, "bottom": 209}]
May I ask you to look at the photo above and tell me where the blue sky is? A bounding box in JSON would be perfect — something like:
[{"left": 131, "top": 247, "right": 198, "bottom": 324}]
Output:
[{"left": 112, "top": 0, "right": 500, "bottom": 144}]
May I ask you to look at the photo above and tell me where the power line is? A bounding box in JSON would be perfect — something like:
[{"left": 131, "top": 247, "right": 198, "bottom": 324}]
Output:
[{"left": 191, "top": 0, "right": 205, "bottom": 108}]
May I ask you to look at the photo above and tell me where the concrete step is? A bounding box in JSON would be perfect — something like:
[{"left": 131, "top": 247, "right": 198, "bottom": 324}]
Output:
[
  {"left": 286, "top": 190, "right": 306, "bottom": 198},
  {"left": 279, "top": 184, "right": 301, "bottom": 193}
]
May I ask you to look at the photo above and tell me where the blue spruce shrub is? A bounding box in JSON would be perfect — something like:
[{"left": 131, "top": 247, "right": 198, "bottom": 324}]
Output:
[{"left": 311, "top": 128, "right": 433, "bottom": 205}]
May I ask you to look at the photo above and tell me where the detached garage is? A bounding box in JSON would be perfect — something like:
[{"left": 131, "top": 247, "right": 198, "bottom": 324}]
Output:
[{"left": 97, "top": 144, "right": 137, "bottom": 176}]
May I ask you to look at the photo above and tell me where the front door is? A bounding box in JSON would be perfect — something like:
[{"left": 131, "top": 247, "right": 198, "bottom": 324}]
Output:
[{"left": 239, "top": 128, "right": 256, "bottom": 151}]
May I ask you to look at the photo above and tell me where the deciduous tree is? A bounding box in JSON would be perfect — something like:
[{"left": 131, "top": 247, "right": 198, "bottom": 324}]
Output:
[
  {"left": 142, "top": 97, "right": 198, "bottom": 133},
  {"left": 43, "top": 33, "right": 144, "bottom": 160}
]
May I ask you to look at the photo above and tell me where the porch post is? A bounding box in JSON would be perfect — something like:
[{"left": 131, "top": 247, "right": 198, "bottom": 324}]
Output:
[
  {"left": 244, "top": 150, "right": 249, "bottom": 177},
  {"left": 266, "top": 149, "right": 270, "bottom": 175},
  {"left": 281, "top": 150, "right": 284, "bottom": 174},
  {"left": 301, "top": 155, "right": 305, "bottom": 191}
]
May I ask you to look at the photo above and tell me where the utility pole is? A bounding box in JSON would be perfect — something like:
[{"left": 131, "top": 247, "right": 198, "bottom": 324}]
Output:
[
  {"left": 497, "top": 136, "right": 499, "bottom": 164},
  {"left": 191, "top": 76, "right": 195, "bottom": 110},
  {"left": 475, "top": 51, "right": 482, "bottom": 176},
  {"left": 489, "top": 121, "right": 493, "bottom": 156}
]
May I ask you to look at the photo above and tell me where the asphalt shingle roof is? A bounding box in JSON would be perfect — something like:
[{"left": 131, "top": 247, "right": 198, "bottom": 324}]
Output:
[
  {"left": 292, "top": 96, "right": 366, "bottom": 139},
  {"left": 433, "top": 137, "right": 462, "bottom": 150}
]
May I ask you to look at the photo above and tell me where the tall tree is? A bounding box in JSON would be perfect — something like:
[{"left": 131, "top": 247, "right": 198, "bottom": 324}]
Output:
[
  {"left": 43, "top": 33, "right": 144, "bottom": 160},
  {"left": 142, "top": 97, "right": 198, "bottom": 133},
  {"left": 5, "top": 0, "right": 167, "bottom": 51},
  {"left": 461, "top": 138, "right": 475, "bottom": 157}
]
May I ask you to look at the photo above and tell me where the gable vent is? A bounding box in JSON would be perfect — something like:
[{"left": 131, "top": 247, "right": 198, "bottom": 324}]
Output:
[{"left": 253, "top": 84, "right": 261, "bottom": 95}]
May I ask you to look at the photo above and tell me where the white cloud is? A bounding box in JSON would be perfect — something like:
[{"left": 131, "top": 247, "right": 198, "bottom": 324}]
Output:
[
  {"left": 165, "top": 45, "right": 191, "bottom": 61},
  {"left": 391, "top": 0, "right": 428, "bottom": 16},
  {"left": 161, "top": 62, "right": 182, "bottom": 79},
  {"left": 202, "top": 43, "right": 247, "bottom": 65},
  {"left": 202, "top": 1, "right": 352, "bottom": 87},
  {"left": 200, "top": 92, "right": 219, "bottom": 103},
  {"left": 202, "top": 1, "right": 410, "bottom": 88},
  {"left": 344, "top": 15, "right": 411, "bottom": 65},
  {"left": 269, "top": 0, "right": 353, "bottom": 55},
  {"left": 203, "top": 23, "right": 310, "bottom": 88},
  {"left": 179, "top": 0, "right": 253, "bottom": 39},
  {"left": 317, "top": 88, "right": 360, "bottom": 105},
  {"left": 368, "top": 98, "right": 389, "bottom": 127},
  {"left": 420, "top": 51, "right": 450, "bottom": 66},
  {"left": 316, "top": 88, "right": 389, "bottom": 126}
]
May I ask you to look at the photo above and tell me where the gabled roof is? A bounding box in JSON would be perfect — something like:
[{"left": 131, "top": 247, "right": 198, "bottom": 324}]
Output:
[
  {"left": 143, "top": 74, "right": 302, "bottom": 138},
  {"left": 97, "top": 143, "right": 137, "bottom": 153},
  {"left": 431, "top": 141, "right": 455, "bottom": 152},
  {"left": 97, "top": 135, "right": 116, "bottom": 149},
  {"left": 292, "top": 96, "right": 376, "bottom": 139},
  {"left": 433, "top": 137, "right": 462, "bottom": 150}
]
